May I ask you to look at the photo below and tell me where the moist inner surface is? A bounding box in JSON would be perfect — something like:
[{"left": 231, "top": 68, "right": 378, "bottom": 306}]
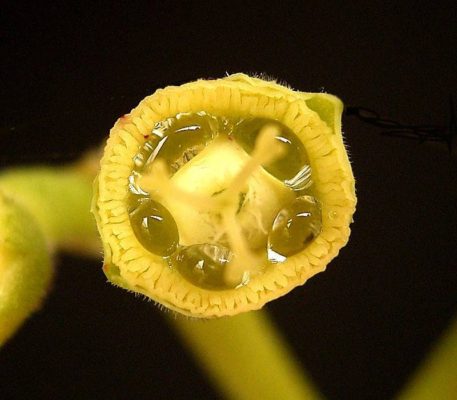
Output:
[{"left": 128, "top": 112, "right": 322, "bottom": 290}]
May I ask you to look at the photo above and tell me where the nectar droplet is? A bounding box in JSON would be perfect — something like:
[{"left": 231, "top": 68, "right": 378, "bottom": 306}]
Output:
[
  {"left": 172, "top": 244, "right": 234, "bottom": 290},
  {"left": 268, "top": 195, "right": 322, "bottom": 262},
  {"left": 129, "top": 198, "right": 179, "bottom": 257},
  {"left": 232, "top": 118, "right": 310, "bottom": 182}
]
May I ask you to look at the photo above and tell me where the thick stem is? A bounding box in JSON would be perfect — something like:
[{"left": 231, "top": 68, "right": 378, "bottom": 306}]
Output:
[
  {"left": 0, "top": 166, "right": 100, "bottom": 256},
  {"left": 170, "top": 310, "right": 322, "bottom": 400}
]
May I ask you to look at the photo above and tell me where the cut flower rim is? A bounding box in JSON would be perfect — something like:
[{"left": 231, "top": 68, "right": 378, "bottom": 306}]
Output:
[{"left": 94, "top": 73, "right": 356, "bottom": 318}]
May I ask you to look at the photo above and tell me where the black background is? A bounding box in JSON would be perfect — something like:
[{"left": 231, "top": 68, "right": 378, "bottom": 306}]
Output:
[{"left": 1, "top": 1, "right": 456, "bottom": 399}]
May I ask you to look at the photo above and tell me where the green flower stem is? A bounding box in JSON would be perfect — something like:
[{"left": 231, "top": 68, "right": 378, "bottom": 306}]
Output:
[
  {"left": 171, "top": 310, "right": 322, "bottom": 400},
  {"left": 0, "top": 165, "right": 99, "bottom": 345},
  {"left": 397, "top": 316, "right": 457, "bottom": 399},
  {"left": 0, "top": 167, "right": 100, "bottom": 256},
  {"left": 0, "top": 191, "right": 52, "bottom": 345}
]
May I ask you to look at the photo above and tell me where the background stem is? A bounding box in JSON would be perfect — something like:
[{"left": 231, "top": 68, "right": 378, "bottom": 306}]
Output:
[
  {"left": 0, "top": 166, "right": 99, "bottom": 256},
  {"left": 171, "top": 310, "right": 322, "bottom": 400}
]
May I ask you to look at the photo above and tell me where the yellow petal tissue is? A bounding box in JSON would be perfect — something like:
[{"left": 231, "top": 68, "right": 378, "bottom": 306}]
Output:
[{"left": 93, "top": 73, "right": 356, "bottom": 318}]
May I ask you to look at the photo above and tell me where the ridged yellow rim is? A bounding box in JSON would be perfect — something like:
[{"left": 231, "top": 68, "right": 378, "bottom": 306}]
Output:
[{"left": 93, "top": 73, "right": 356, "bottom": 318}]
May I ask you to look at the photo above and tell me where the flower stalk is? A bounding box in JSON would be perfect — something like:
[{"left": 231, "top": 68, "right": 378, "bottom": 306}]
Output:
[{"left": 171, "top": 310, "right": 322, "bottom": 400}]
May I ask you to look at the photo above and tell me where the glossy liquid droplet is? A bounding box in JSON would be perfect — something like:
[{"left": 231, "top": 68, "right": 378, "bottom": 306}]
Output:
[
  {"left": 156, "top": 113, "right": 218, "bottom": 173},
  {"left": 285, "top": 164, "right": 312, "bottom": 191},
  {"left": 132, "top": 112, "right": 219, "bottom": 175},
  {"left": 172, "top": 244, "right": 234, "bottom": 290},
  {"left": 232, "top": 118, "right": 310, "bottom": 182},
  {"left": 268, "top": 195, "right": 322, "bottom": 262},
  {"left": 129, "top": 198, "right": 179, "bottom": 257}
]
